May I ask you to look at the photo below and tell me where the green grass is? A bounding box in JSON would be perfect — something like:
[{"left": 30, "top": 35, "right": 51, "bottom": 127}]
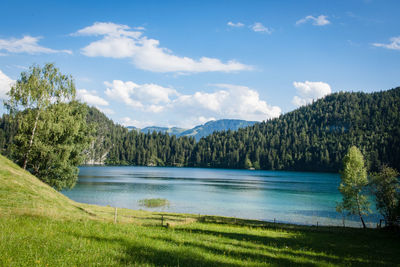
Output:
[
  {"left": 139, "top": 198, "right": 170, "bottom": 208},
  {"left": 0, "top": 154, "right": 399, "bottom": 266}
]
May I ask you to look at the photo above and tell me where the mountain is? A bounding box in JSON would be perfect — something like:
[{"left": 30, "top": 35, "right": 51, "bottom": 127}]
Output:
[
  {"left": 178, "top": 119, "right": 258, "bottom": 141},
  {"left": 2, "top": 87, "right": 399, "bottom": 171},
  {"left": 84, "top": 106, "right": 128, "bottom": 165},
  {"left": 126, "top": 119, "right": 258, "bottom": 141},
  {"left": 192, "top": 87, "right": 400, "bottom": 171},
  {"left": 141, "top": 126, "right": 187, "bottom": 136},
  {"left": 105, "top": 86, "right": 400, "bottom": 171},
  {"left": 126, "top": 126, "right": 139, "bottom": 132}
]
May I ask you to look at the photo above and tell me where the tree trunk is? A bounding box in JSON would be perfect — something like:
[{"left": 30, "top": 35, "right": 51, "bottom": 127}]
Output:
[
  {"left": 356, "top": 195, "right": 367, "bottom": 229},
  {"left": 23, "top": 110, "right": 40, "bottom": 170},
  {"left": 359, "top": 213, "right": 366, "bottom": 229}
]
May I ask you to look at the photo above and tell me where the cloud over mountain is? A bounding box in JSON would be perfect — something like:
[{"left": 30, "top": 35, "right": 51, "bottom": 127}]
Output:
[
  {"left": 292, "top": 81, "right": 331, "bottom": 107},
  {"left": 104, "top": 79, "right": 281, "bottom": 127}
]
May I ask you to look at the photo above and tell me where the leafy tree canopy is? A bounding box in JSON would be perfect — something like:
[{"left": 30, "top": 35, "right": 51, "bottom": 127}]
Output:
[
  {"left": 337, "top": 146, "right": 370, "bottom": 228},
  {"left": 4, "top": 63, "right": 92, "bottom": 190},
  {"left": 370, "top": 166, "right": 400, "bottom": 227}
]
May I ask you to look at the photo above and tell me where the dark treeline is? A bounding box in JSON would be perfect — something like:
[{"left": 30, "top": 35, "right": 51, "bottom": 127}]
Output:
[
  {"left": 1, "top": 87, "right": 399, "bottom": 172},
  {"left": 0, "top": 114, "right": 18, "bottom": 158}
]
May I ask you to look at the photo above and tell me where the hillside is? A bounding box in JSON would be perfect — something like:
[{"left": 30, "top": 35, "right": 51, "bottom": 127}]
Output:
[
  {"left": 84, "top": 107, "right": 128, "bottom": 165},
  {"left": 192, "top": 87, "right": 400, "bottom": 171},
  {"left": 103, "top": 87, "right": 400, "bottom": 171},
  {"left": 0, "top": 152, "right": 201, "bottom": 225},
  {"left": 2, "top": 87, "right": 399, "bottom": 171},
  {"left": 1, "top": 154, "right": 400, "bottom": 266},
  {"left": 0, "top": 154, "right": 158, "bottom": 222}
]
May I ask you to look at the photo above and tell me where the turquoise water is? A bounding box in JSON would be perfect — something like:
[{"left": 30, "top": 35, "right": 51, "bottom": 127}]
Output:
[{"left": 62, "top": 166, "right": 380, "bottom": 227}]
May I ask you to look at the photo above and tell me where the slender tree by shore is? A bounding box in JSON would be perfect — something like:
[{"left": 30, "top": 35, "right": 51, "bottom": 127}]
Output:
[
  {"left": 337, "top": 146, "right": 370, "bottom": 228},
  {"left": 3, "top": 63, "right": 93, "bottom": 190}
]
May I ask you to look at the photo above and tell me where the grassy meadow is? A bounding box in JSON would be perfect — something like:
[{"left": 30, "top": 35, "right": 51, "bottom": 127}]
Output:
[{"left": 0, "top": 154, "right": 399, "bottom": 266}]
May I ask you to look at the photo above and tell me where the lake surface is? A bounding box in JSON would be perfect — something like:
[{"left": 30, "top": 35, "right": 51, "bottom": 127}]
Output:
[{"left": 62, "top": 166, "right": 380, "bottom": 227}]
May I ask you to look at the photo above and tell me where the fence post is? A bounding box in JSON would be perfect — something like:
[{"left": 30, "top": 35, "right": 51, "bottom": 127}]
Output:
[
  {"left": 114, "top": 207, "right": 117, "bottom": 223},
  {"left": 161, "top": 215, "right": 164, "bottom": 227}
]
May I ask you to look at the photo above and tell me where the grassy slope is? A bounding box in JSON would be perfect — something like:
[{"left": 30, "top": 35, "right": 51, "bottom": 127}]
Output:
[{"left": 0, "top": 155, "right": 399, "bottom": 266}]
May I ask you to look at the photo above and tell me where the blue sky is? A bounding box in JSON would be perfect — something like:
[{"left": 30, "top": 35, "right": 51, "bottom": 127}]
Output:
[{"left": 0, "top": 0, "right": 399, "bottom": 128}]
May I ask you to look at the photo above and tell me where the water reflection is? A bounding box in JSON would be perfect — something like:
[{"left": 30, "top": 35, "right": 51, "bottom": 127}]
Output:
[{"left": 62, "top": 166, "right": 380, "bottom": 227}]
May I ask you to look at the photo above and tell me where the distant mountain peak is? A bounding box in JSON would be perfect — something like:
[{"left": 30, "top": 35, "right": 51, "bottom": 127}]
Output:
[{"left": 126, "top": 119, "right": 259, "bottom": 140}]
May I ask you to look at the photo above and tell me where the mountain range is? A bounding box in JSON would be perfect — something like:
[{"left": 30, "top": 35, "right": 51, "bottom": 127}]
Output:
[
  {"left": 128, "top": 119, "right": 258, "bottom": 140},
  {"left": 2, "top": 86, "right": 399, "bottom": 171}
]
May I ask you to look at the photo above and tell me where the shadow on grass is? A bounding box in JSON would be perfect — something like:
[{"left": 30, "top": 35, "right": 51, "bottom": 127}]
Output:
[
  {"left": 152, "top": 234, "right": 341, "bottom": 266},
  {"left": 198, "top": 215, "right": 344, "bottom": 233},
  {"left": 67, "top": 217, "right": 400, "bottom": 267},
  {"left": 69, "top": 228, "right": 327, "bottom": 266},
  {"left": 173, "top": 224, "right": 399, "bottom": 266},
  {"left": 74, "top": 206, "right": 97, "bottom": 217},
  {"left": 73, "top": 233, "right": 310, "bottom": 266},
  {"left": 69, "top": 233, "right": 243, "bottom": 266}
]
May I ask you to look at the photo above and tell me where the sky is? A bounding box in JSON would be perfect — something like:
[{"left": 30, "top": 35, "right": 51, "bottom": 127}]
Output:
[{"left": 0, "top": 0, "right": 399, "bottom": 129}]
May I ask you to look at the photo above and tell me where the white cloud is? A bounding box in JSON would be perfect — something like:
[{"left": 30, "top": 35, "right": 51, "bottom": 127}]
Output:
[
  {"left": 120, "top": 117, "right": 153, "bottom": 128},
  {"left": 292, "top": 81, "right": 331, "bottom": 107},
  {"left": 373, "top": 36, "right": 400, "bottom": 51},
  {"left": 74, "top": 22, "right": 142, "bottom": 38},
  {"left": 227, "top": 21, "right": 244, "bottom": 28},
  {"left": 0, "top": 70, "right": 14, "bottom": 99},
  {"left": 0, "top": 36, "right": 72, "bottom": 55},
  {"left": 97, "top": 107, "right": 115, "bottom": 115},
  {"left": 77, "top": 89, "right": 109, "bottom": 106},
  {"left": 105, "top": 80, "right": 281, "bottom": 128},
  {"left": 74, "top": 22, "right": 252, "bottom": 73},
  {"left": 251, "top": 22, "right": 272, "bottom": 34},
  {"left": 296, "top": 15, "right": 331, "bottom": 26},
  {"left": 104, "top": 80, "right": 179, "bottom": 112},
  {"left": 198, "top": 116, "right": 216, "bottom": 124},
  {"left": 173, "top": 84, "right": 281, "bottom": 122}
]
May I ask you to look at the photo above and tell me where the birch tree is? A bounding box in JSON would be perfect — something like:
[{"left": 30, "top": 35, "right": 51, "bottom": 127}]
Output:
[
  {"left": 5, "top": 63, "right": 76, "bottom": 170},
  {"left": 4, "top": 63, "right": 92, "bottom": 190},
  {"left": 337, "top": 146, "right": 370, "bottom": 228}
]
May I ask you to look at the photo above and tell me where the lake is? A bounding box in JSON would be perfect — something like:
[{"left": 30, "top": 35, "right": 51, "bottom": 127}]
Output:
[{"left": 62, "top": 166, "right": 380, "bottom": 227}]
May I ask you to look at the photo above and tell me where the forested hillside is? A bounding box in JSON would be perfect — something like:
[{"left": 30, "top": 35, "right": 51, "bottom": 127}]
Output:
[
  {"left": 102, "top": 87, "right": 400, "bottom": 171},
  {"left": 84, "top": 107, "right": 128, "bottom": 164},
  {"left": 1, "top": 87, "right": 399, "bottom": 172},
  {"left": 193, "top": 88, "right": 400, "bottom": 171}
]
